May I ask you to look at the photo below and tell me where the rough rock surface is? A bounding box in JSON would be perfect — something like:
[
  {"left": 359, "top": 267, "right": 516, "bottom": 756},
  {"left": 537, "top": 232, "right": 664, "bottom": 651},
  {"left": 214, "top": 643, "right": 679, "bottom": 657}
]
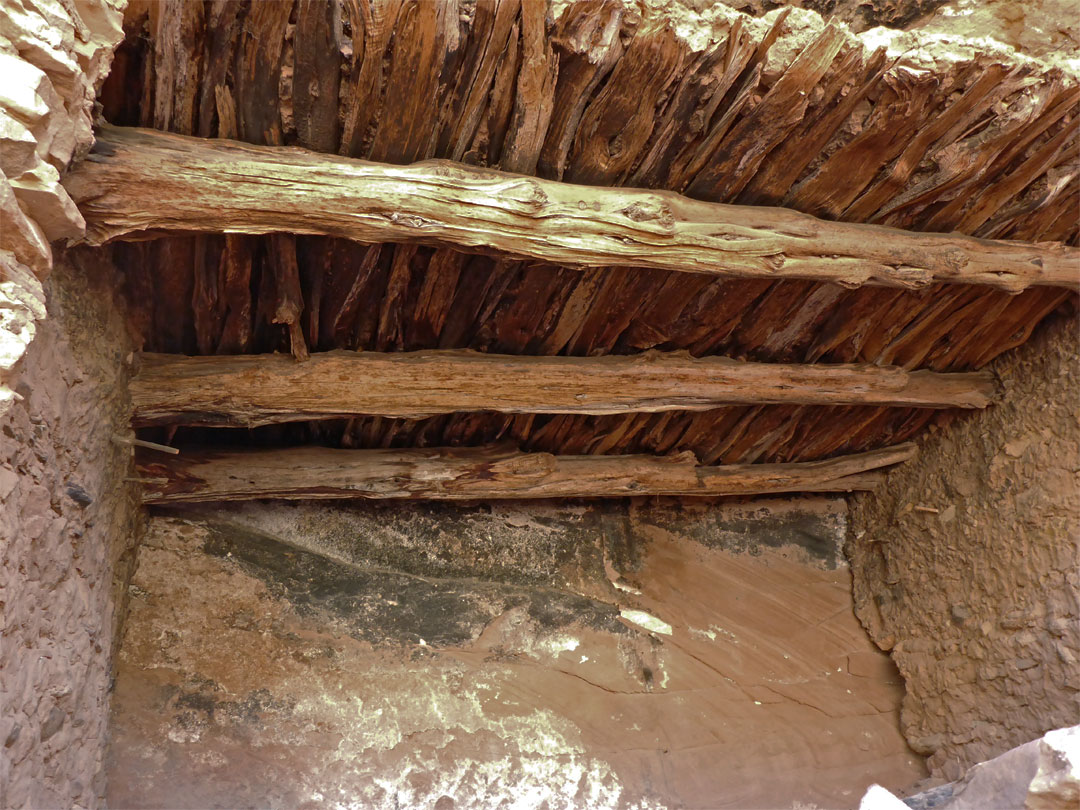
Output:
[
  {"left": 858, "top": 724, "right": 1080, "bottom": 810},
  {"left": 0, "top": 0, "right": 124, "bottom": 413},
  {"left": 1027, "top": 725, "right": 1080, "bottom": 810},
  {"left": 717, "top": 0, "right": 953, "bottom": 33},
  {"left": 717, "top": 0, "right": 1079, "bottom": 57},
  {"left": 0, "top": 251, "right": 141, "bottom": 810},
  {"left": 906, "top": 0, "right": 1079, "bottom": 63},
  {"left": 107, "top": 498, "right": 927, "bottom": 809},
  {"left": 848, "top": 314, "right": 1080, "bottom": 780}
]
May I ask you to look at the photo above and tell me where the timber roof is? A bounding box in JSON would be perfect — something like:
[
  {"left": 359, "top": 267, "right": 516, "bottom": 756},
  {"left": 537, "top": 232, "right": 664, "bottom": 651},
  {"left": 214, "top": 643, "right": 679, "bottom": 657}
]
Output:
[{"left": 102, "top": 0, "right": 1078, "bottom": 467}]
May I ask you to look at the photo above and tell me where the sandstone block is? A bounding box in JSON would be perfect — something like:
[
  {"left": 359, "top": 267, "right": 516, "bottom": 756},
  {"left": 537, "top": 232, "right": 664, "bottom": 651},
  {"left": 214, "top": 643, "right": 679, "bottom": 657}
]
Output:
[
  {"left": 0, "top": 174, "right": 51, "bottom": 275},
  {"left": 0, "top": 284, "right": 41, "bottom": 372},
  {"left": 0, "top": 110, "right": 38, "bottom": 176},
  {"left": 8, "top": 160, "right": 85, "bottom": 241},
  {"left": 71, "top": 0, "right": 125, "bottom": 85},
  {"left": 0, "top": 0, "right": 79, "bottom": 98}
]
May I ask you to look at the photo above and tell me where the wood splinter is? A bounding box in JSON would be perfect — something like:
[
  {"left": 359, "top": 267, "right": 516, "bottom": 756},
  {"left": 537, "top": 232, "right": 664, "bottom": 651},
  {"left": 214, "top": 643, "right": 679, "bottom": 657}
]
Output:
[{"left": 112, "top": 434, "right": 181, "bottom": 455}]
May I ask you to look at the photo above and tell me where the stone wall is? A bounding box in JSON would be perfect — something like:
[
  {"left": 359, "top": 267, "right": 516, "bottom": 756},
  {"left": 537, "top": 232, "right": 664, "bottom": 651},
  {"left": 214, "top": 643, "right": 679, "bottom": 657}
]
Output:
[
  {"left": 107, "top": 497, "right": 927, "bottom": 809},
  {"left": 0, "top": 250, "right": 142, "bottom": 809},
  {"left": 849, "top": 313, "right": 1080, "bottom": 780},
  {"left": 0, "top": 0, "right": 124, "bottom": 413},
  {"left": 1, "top": 3, "right": 131, "bottom": 807}
]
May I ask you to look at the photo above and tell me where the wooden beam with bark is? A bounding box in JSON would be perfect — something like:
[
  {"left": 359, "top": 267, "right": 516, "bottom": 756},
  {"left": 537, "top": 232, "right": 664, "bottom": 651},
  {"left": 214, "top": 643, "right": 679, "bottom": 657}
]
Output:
[
  {"left": 67, "top": 125, "right": 1079, "bottom": 292},
  {"left": 136, "top": 442, "right": 916, "bottom": 503},
  {"left": 131, "top": 350, "right": 998, "bottom": 427}
]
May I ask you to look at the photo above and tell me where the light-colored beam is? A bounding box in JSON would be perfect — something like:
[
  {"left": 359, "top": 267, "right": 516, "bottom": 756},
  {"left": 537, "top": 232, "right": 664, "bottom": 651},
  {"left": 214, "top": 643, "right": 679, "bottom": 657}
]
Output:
[
  {"left": 136, "top": 443, "right": 916, "bottom": 503},
  {"left": 131, "top": 350, "right": 998, "bottom": 427},
  {"left": 66, "top": 125, "right": 1079, "bottom": 292}
]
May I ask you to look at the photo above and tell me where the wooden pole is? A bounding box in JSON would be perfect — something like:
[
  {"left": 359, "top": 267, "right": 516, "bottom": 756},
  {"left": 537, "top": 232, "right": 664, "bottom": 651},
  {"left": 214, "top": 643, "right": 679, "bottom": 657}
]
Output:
[
  {"left": 66, "top": 125, "right": 1079, "bottom": 292},
  {"left": 131, "top": 350, "right": 998, "bottom": 427},
  {"left": 137, "top": 442, "right": 916, "bottom": 503}
]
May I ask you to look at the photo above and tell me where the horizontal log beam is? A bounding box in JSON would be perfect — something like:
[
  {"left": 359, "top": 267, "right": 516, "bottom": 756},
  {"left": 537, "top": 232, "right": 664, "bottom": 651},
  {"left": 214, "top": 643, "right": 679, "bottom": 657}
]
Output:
[
  {"left": 131, "top": 350, "right": 998, "bottom": 427},
  {"left": 136, "top": 443, "right": 916, "bottom": 503},
  {"left": 67, "top": 126, "right": 1079, "bottom": 292}
]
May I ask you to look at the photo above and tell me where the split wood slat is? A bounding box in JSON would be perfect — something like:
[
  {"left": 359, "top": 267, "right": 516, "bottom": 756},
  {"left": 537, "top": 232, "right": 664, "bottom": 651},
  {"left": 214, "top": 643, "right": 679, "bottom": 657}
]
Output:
[
  {"left": 136, "top": 442, "right": 917, "bottom": 503},
  {"left": 130, "top": 350, "right": 999, "bottom": 427},
  {"left": 102, "top": 2, "right": 1078, "bottom": 470},
  {"left": 67, "top": 126, "right": 1079, "bottom": 293}
]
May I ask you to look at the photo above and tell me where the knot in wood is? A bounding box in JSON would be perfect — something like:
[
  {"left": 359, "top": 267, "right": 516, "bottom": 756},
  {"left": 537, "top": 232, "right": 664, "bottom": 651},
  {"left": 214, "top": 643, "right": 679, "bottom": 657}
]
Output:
[
  {"left": 763, "top": 253, "right": 786, "bottom": 272},
  {"left": 891, "top": 265, "right": 934, "bottom": 289},
  {"left": 620, "top": 199, "right": 675, "bottom": 230},
  {"left": 513, "top": 180, "right": 549, "bottom": 214}
]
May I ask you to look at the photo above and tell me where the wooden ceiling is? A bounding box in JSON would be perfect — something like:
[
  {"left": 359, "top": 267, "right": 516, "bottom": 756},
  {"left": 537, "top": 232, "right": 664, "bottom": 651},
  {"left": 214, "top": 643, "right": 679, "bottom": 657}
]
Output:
[{"left": 99, "top": 0, "right": 1078, "bottom": 468}]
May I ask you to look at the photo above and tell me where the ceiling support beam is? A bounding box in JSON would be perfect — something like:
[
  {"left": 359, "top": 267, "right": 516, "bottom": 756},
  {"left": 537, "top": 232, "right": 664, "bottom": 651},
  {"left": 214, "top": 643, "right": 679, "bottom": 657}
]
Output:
[
  {"left": 136, "top": 443, "right": 916, "bottom": 503},
  {"left": 131, "top": 350, "right": 998, "bottom": 427},
  {"left": 66, "top": 125, "right": 1079, "bottom": 292}
]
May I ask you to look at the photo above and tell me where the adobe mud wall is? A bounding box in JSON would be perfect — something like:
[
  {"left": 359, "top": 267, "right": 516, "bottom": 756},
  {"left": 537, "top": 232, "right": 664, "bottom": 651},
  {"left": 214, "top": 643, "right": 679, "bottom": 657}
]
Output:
[
  {"left": 849, "top": 312, "right": 1080, "bottom": 781},
  {"left": 107, "top": 497, "right": 926, "bottom": 809},
  {"left": 0, "top": 250, "right": 141, "bottom": 809}
]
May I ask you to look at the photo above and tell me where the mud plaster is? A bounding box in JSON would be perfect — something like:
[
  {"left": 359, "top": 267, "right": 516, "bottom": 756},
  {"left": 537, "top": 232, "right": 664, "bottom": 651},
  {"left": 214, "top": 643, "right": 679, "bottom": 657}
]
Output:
[{"left": 849, "top": 313, "right": 1080, "bottom": 781}]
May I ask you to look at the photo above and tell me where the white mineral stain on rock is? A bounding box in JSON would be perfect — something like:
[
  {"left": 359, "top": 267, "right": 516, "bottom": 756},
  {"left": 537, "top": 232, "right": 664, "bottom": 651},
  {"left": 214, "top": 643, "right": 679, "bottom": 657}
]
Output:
[
  {"left": 619, "top": 609, "right": 673, "bottom": 636},
  {"left": 538, "top": 635, "right": 580, "bottom": 658},
  {"left": 166, "top": 726, "right": 202, "bottom": 744},
  {"left": 289, "top": 663, "right": 657, "bottom": 810}
]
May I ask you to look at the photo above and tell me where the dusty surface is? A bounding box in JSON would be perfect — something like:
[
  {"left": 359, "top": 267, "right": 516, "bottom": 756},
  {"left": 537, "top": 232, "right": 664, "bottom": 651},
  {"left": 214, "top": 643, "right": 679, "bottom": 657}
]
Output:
[
  {"left": 107, "top": 498, "right": 926, "bottom": 809},
  {"left": 0, "top": 250, "right": 141, "bottom": 809},
  {"left": 849, "top": 313, "right": 1080, "bottom": 781},
  {"left": 907, "top": 0, "right": 1079, "bottom": 62}
]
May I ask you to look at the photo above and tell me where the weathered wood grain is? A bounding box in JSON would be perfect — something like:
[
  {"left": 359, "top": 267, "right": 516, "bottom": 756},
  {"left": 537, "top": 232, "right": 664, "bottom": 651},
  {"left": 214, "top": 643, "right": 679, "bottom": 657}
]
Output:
[
  {"left": 500, "top": 0, "right": 557, "bottom": 174},
  {"left": 233, "top": 0, "right": 292, "bottom": 146},
  {"left": 130, "top": 349, "right": 998, "bottom": 427},
  {"left": 293, "top": 0, "right": 343, "bottom": 152},
  {"left": 538, "top": 0, "right": 624, "bottom": 179},
  {"left": 148, "top": 0, "right": 205, "bottom": 134},
  {"left": 564, "top": 26, "right": 684, "bottom": 185},
  {"left": 436, "top": 0, "right": 521, "bottom": 162},
  {"left": 99, "top": 2, "right": 1079, "bottom": 471},
  {"left": 686, "top": 25, "right": 847, "bottom": 201},
  {"left": 68, "top": 126, "right": 1079, "bottom": 292},
  {"left": 137, "top": 442, "right": 916, "bottom": 503},
  {"left": 266, "top": 234, "right": 308, "bottom": 360}
]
